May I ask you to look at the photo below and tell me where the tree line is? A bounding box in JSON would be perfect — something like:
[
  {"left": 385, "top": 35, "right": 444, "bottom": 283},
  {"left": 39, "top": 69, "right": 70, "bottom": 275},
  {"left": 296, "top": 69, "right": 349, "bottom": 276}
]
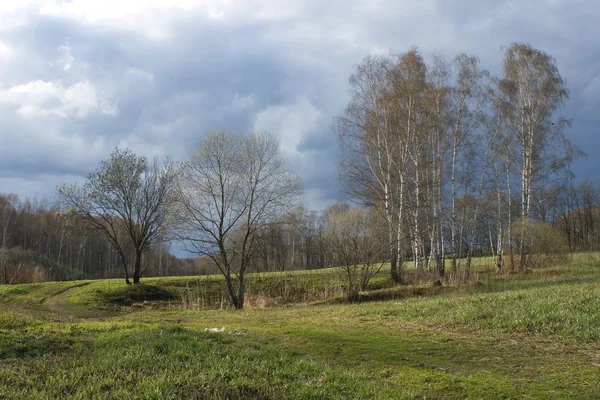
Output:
[
  {"left": 0, "top": 193, "right": 196, "bottom": 283},
  {"left": 2, "top": 175, "right": 598, "bottom": 292}
]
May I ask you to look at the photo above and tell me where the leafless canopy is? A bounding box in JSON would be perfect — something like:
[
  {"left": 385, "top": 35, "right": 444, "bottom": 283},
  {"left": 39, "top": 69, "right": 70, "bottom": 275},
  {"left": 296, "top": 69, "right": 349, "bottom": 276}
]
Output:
[
  {"left": 57, "top": 148, "right": 180, "bottom": 284},
  {"left": 337, "top": 43, "right": 581, "bottom": 279},
  {"left": 321, "top": 203, "right": 387, "bottom": 298},
  {"left": 173, "top": 128, "right": 303, "bottom": 309}
]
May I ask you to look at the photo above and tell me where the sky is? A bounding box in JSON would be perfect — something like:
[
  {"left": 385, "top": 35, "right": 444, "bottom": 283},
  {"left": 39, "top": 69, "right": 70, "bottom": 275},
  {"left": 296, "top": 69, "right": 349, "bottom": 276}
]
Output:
[{"left": 0, "top": 0, "right": 599, "bottom": 211}]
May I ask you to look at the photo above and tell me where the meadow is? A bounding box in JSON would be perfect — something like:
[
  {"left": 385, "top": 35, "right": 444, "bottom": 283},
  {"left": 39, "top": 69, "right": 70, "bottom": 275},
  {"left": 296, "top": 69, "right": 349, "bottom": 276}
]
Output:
[{"left": 1, "top": 254, "right": 600, "bottom": 399}]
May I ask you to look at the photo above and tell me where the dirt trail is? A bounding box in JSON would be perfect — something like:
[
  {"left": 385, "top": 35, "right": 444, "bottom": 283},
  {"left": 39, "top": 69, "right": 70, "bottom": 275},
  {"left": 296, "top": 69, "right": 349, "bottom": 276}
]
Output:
[{"left": 43, "top": 282, "right": 91, "bottom": 319}]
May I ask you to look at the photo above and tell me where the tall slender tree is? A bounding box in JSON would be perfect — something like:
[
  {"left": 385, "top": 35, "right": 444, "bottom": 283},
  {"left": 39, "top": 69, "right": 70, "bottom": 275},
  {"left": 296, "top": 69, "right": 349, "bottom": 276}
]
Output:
[{"left": 497, "top": 43, "right": 581, "bottom": 269}]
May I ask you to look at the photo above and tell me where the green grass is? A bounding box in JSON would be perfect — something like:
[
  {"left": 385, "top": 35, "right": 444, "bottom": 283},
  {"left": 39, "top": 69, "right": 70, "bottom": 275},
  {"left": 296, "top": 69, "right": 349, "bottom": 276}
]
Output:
[
  {"left": 1, "top": 257, "right": 600, "bottom": 398},
  {"left": 0, "top": 325, "right": 402, "bottom": 399}
]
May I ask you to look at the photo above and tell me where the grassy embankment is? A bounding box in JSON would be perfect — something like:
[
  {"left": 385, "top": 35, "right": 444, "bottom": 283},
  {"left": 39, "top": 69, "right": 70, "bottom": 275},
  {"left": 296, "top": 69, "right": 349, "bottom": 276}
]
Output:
[{"left": 1, "top": 253, "right": 599, "bottom": 399}]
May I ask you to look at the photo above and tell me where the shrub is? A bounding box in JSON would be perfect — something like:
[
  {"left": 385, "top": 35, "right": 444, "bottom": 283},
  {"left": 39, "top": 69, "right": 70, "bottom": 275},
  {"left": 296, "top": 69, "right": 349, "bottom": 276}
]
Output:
[{"left": 511, "top": 218, "right": 570, "bottom": 269}]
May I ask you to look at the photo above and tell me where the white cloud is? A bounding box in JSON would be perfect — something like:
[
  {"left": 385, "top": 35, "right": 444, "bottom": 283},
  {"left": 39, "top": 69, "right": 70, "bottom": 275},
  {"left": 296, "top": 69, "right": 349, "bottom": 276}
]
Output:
[
  {"left": 49, "top": 39, "right": 75, "bottom": 71},
  {"left": 0, "top": 41, "right": 13, "bottom": 59},
  {"left": 0, "top": 80, "right": 116, "bottom": 118},
  {"left": 35, "top": 0, "right": 211, "bottom": 40},
  {"left": 37, "top": 0, "right": 203, "bottom": 20},
  {"left": 253, "top": 98, "right": 337, "bottom": 208},
  {"left": 0, "top": 1, "right": 33, "bottom": 14},
  {"left": 116, "top": 136, "right": 170, "bottom": 160},
  {"left": 126, "top": 67, "right": 155, "bottom": 81},
  {"left": 232, "top": 93, "right": 255, "bottom": 111},
  {"left": 254, "top": 98, "right": 320, "bottom": 157}
]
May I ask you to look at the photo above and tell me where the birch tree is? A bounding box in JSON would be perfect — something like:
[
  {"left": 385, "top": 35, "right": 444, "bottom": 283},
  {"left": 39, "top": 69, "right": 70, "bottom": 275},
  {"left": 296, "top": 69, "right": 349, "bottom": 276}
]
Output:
[
  {"left": 448, "top": 54, "right": 488, "bottom": 275},
  {"left": 338, "top": 55, "right": 407, "bottom": 283},
  {"left": 498, "top": 42, "right": 581, "bottom": 269}
]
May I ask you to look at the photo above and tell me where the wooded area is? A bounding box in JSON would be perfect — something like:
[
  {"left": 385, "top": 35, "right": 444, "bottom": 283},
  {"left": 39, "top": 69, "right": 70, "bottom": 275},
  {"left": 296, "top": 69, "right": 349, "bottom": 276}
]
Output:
[
  {"left": 337, "top": 43, "right": 584, "bottom": 283},
  {"left": 1, "top": 43, "right": 597, "bottom": 309}
]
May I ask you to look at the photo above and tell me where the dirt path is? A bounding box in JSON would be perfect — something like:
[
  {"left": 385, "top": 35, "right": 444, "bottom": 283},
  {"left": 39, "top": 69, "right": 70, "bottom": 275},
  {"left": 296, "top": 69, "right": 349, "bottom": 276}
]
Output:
[{"left": 43, "top": 282, "right": 91, "bottom": 319}]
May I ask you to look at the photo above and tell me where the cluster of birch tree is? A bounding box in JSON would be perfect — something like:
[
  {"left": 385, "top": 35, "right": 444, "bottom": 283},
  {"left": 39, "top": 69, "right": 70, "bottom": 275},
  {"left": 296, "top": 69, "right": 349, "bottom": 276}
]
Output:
[{"left": 337, "top": 43, "right": 582, "bottom": 283}]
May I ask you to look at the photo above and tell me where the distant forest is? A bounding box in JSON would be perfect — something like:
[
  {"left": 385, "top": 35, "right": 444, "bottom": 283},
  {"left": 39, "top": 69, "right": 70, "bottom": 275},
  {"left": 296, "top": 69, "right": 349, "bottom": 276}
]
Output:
[{"left": 1, "top": 178, "right": 599, "bottom": 284}]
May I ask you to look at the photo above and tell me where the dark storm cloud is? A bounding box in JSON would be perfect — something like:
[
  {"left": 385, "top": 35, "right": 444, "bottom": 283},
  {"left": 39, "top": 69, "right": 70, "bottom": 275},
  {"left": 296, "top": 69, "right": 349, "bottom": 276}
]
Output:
[{"left": 0, "top": 0, "right": 599, "bottom": 205}]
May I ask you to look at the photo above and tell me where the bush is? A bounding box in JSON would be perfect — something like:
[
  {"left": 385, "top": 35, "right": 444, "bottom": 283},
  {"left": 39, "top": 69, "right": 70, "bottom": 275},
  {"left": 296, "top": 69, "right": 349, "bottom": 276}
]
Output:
[
  {"left": 0, "top": 247, "right": 49, "bottom": 284},
  {"left": 511, "top": 218, "right": 570, "bottom": 269}
]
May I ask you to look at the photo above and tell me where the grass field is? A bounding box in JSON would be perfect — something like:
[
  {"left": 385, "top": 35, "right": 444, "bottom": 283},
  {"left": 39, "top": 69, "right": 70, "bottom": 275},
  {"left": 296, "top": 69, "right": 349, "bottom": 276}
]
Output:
[{"left": 1, "top": 255, "right": 600, "bottom": 399}]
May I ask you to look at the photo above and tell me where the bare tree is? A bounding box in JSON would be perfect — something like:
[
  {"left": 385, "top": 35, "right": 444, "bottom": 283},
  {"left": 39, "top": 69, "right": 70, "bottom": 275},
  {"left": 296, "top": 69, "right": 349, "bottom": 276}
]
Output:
[
  {"left": 322, "top": 203, "right": 386, "bottom": 300},
  {"left": 338, "top": 54, "right": 408, "bottom": 283},
  {"left": 497, "top": 42, "right": 582, "bottom": 269},
  {"left": 447, "top": 54, "right": 488, "bottom": 275},
  {"left": 252, "top": 204, "right": 318, "bottom": 272},
  {"left": 388, "top": 50, "right": 431, "bottom": 274},
  {"left": 174, "top": 128, "right": 303, "bottom": 309},
  {"left": 338, "top": 51, "right": 437, "bottom": 282},
  {"left": 57, "top": 148, "right": 180, "bottom": 284}
]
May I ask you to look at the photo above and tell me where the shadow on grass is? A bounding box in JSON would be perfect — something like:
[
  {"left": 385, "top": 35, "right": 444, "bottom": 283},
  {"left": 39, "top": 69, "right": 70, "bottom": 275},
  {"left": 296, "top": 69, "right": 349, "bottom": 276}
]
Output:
[
  {"left": 103, "top": 284, "right": 176, "bottom": 306},
  {"left": 322, "top": 261, "right": 600, "bottom": 306},
  {"left": 324, "top": 284, "right": 449, "bottom": 305},
  {"left": 0, "top": 330, "right": 78, "bottom": 359}
]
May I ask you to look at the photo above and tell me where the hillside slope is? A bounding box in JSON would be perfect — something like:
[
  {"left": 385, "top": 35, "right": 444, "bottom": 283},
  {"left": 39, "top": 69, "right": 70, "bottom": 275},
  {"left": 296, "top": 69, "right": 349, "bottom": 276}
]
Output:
[{"left": 1, "top": 259, "right": 599, "bottom": 398}]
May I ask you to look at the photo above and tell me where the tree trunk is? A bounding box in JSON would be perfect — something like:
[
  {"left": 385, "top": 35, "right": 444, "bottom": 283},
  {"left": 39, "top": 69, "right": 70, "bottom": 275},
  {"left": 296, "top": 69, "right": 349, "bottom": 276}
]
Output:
[
  {"left": 492, "top": 160, "right": 504, "bottom": 274},
  {"left": 506, "top": 161, "right": 515, "bottom": 272},
  {"left": 389, "top": 218, "right": 401, "bottom": 284},
  {"left": 118, "top": 251, "right": 131, "bottom": 285},
  {"left": 224, "top": 273, "right": 244, "bottom": 309},
  {"left": 390, "top": 254, "right": 399, "bottom": 283},
  {"left": 133, "top": 250, "right": 143, "bottom": 284},
  {"left": 236, "top": 274, "right": 245, "bottom": 310},
  {"left": 396, "top": 222, "right": 404, "bottom": 284},
  {"left": 1, "top": 225, "right": 8, "bottom": 284},
  {"left": 496, "top": 231, "right": 504, "bottom": 274},
  {"left": 413, "top": 167, "right": 423, "bottom": 272},
  {"left": 392, "top": 177, "right": 405, "bottom": 284},
  {"left": 290, "top": 234, "right": 295, "bottom": 271}
]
